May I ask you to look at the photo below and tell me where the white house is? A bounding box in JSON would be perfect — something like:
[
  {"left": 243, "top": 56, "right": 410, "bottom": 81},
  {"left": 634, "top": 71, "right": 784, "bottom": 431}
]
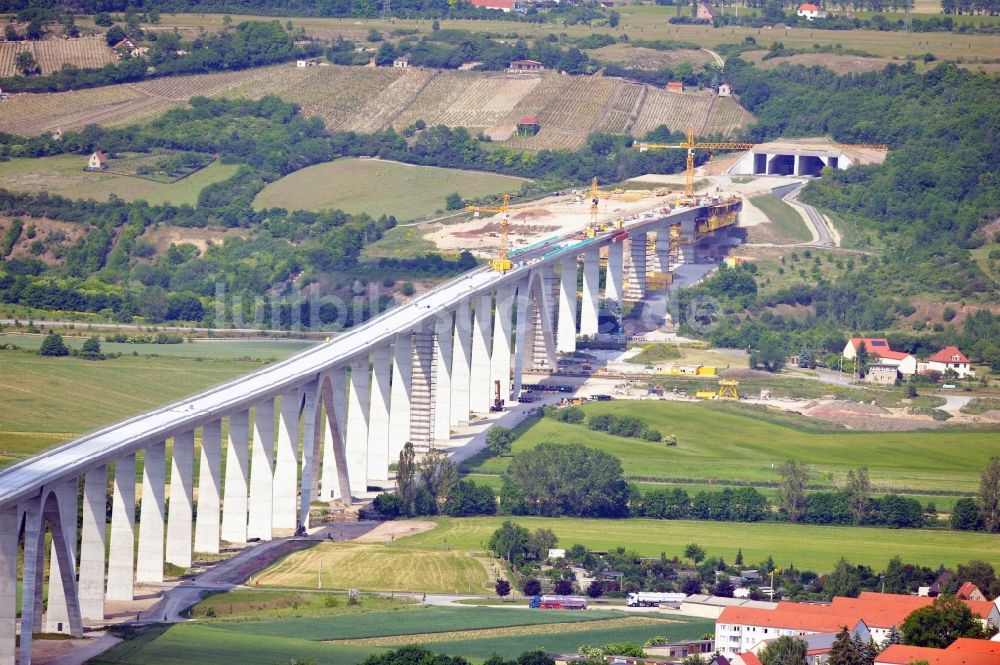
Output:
[
  {"left": 926, "top": 345, "right": 974, "bottom": 378},
  {"left": 843, "top": 338, "right": 917, "bottom": 376},
  {"left": 85, "top": 151, "right": 109, "bottom": 171},
  {"left": 715, "top": 605, "right": 870, "bottom": 655},
  {"left": 796, "top": 3, "right": 827, "bottom": 19},
  {"left": 718, "top": 83, "right": 732, "bottom": 97}
]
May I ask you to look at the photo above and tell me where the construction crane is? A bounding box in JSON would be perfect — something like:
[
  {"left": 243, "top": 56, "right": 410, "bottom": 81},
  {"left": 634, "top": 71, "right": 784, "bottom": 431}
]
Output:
[
  {"left": 585, "top": 177, "right": 626, "bottom": 237},
  {"left": 467, "top": 193, "right": 513, "bottom": 272},
  {"left": 636, "top": 126, "right": 755, "bottom": 200}
]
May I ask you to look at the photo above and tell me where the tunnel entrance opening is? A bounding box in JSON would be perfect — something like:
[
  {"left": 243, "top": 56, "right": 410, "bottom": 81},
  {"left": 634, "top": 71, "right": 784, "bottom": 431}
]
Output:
[
  {"left": 767, "top": 154, "right": 795, "bottom": 176},
  {"left": 796, "top": 155, "right": 825, "bottom": 176}
]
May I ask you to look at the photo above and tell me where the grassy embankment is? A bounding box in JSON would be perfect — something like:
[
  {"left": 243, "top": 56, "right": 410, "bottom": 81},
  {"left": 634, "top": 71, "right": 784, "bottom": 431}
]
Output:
[{"left": 749, "top": 193, "right": 813, "bottom": 243}]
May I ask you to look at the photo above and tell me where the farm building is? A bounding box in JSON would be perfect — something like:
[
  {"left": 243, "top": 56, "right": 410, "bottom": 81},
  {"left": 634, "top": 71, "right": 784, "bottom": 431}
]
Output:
[
  {"left": 718, "top": 83, "right": 732, "bottom": 96},
  {"left": 797, "top": 3, "right": 827, "bottom": 18},
  {"left": 667, "top": 81, "right": 684, "bottom": 93},
  {"left": 85, "top": 151, "right": 109, "bottom": 171},
  {"left": 865, "top": 363, "right": 898, "bottom": 385},
  {"left": 696, "top": 2, "right": 718, "bottom": 19},
  {"left": 509, "top": 59, "right": 544, "bottom": 73},
  {"left": 516, "top": 116, "right": 540, "bottom": 136},
  {"left": 392, "top": 58, "right": 409, "bottom": 68},
  {"left": 111, "top": 39, "right": 145, "bottom": 59},
  {"left": 926, "top": 345, "right": 974, "bottom": 377},
  {"left": 470, "top": 0, "right": 515, "bottom": 11},
  {"left": 842, "top": 337, "right": 917, "bottom": 375}
]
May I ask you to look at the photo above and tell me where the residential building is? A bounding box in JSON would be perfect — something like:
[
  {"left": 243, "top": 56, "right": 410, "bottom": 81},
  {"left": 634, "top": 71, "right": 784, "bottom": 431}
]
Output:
[
  {"left": 85, "top": 151, "right": 109, "bottom": 171},
  {"left": 715, "top": 605, "right": 870, "bottom": 654},
  {"left": 471, "top": 0, "right": 515, "bottom": 12},
  {"left": 876, "top": 637, "right": 1000, "bottom": 665},
  {"left": 392, "top": 58, "right": 409, "bottom": 68},
  {"left": 926, "top": 345, "right": 974, "bottom": 378},
  {"left": 843, "top": 338, "right": 917, "bottom": 375},
  {"left": 957, "top": 582, "right": 987, "bottom": 601},
  {"left": 797, "top": 3, "right": 827, "bottom": 18},
  {"left": 865, "top": 363, "right": 898, "bottom": 385},
  {"left": 748, "top": 631, "right": 844, "bottom": 665},
  {"left": 509, "top": 58, "right": 544, "bottom": 72},
  {"left": 718, "top": 83, "right": 732, "bottom": 96},
  {"left": 696, "top": 2, "right": 718, "bottom": 19}
]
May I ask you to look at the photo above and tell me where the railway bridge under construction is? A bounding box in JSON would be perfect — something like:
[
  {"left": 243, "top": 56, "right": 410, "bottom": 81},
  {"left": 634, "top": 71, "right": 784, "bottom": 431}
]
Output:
[{"left": 0, "top": 196, "right": 740, "bottom": 664}]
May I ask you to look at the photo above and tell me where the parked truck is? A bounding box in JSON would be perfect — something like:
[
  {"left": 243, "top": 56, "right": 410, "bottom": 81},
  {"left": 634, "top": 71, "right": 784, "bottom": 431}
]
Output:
[{"left": 625, "top": 592, "right": 687, "bottom": 608}]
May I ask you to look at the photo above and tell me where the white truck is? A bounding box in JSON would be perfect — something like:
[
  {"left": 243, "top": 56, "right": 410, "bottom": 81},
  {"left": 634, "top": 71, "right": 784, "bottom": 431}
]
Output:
[{"left": 626, "top": 592, "right": 687, "bottom": 608}]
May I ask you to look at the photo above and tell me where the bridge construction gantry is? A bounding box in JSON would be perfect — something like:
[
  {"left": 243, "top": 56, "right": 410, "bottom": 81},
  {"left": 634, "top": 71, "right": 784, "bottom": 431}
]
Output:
[{"left": 0, "top": 203, "right": 721, "bottom": 665}]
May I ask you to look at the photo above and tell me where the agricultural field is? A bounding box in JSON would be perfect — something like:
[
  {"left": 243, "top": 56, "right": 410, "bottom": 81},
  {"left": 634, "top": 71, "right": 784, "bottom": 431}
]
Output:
[
  {"left": 506, "top": 76, "right": 621, "bottom": 151},
  {"left": 0, "top": 36, "right": 114, "bottom": 77},
  {"left": 464, "top": 401, "right": 1000, "bottom": 495},
  {"left": 631, "top": 88, "right": 718, "bottom": 138},
  {"left": 434, "top": 74, "right": 543, "bottom": 132},
  {"left": 589, "top": 43, "right": 715, "bottom": 70},
  {"left": 742, "top": 50, "right": 895, "bottom": 75},
  {"left": 703, "top": 96, "right": 756, "bottom": 136},
  {"left": 399, "top": 516, "right": 1000, "bottom": 570},
  {"left": 255, "top": 541, "right": 493, "bottom": 594},
  {"left": 595, "top": 82, "right": 645, "bottom": 135},
  {"left": 0, "top": 154, "right": 240, "bottom": 206},
  {"left": 253, "top": 157, "right": 527, "bottom": 221},
  {"left": 0, "top": 339, "right": 311, "bottom": 464}
]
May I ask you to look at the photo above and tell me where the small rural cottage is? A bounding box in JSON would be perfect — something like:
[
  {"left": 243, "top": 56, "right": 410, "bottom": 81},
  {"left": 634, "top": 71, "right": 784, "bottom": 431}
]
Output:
[
  {"left": 696, "top": 2, "right": 717, "bottom": 19},
  {"left": 718, "top": 83, "right": 732, "bottom": 96},
  {"left": 667, "top": 81, "right": 684, "bottom": 93},
  {"left": 470, "top": 0, "right": 515, "bottom": 11},
  {"left": 509, "top": 59, "right": 544, "bottom": 73},
  {"left": 85, "top": 151, "right": 109, "bottom": 171},
  {"left": 516, "top": 116, "right": 540, "bottom": 136},
  {"left": 796, "top": 3, "right": 827, "bottom": 19}
]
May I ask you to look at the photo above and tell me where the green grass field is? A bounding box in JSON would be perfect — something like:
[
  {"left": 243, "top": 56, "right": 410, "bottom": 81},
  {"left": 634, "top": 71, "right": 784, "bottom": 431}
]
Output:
[
  {"left": 254, "top": 158, "right": 528, "bottom": 222},
  {"left": 0, "top": 155, "right": 239, "bottom": 206},
  {"left": 256, "top": 542, "right": 493, "bottom": 594},
  {"left": 0, "top": 340, "right": 308, "bottom": 465},
  {"left": 750, "top": 193, "right": 813, "bottom": 243},
  {"left": 464, "top": 401, "right": 1000, "bottom": 495},
  {"left": 398, "top": 516, "right": 1000, "bottom": 570}
]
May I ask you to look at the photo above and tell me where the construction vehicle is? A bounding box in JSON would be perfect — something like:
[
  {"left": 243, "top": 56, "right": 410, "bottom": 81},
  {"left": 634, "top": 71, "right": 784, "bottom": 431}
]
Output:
[
  {"left": 584, "top": 177, "right": 626, "bottom": 237},
  {"left": 626, "top": 592, "right": 687, "bottom": 608},
  {"left": 636, "top": 126, "right": 755, "bottom": 202},
  {"left": 467, "top": 193, "right": 513, "bottom": 272},
  {"left": 489, "top": 379, "right": 505, "bottom": 412},
  {"left": 695, "top": 379, "right": 740, "bottom": 400}
]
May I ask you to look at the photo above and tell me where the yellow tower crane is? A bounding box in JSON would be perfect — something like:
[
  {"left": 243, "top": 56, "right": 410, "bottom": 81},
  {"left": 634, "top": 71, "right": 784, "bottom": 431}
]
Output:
[
  {"left": 467, "top": 193, "right": 513, "bottom": 272},
  {"left": 636, "top": 126, "right": 755, "bottom": 201},
  {"left": 585, "top": 177, "right": 625, "bottom": 237}
]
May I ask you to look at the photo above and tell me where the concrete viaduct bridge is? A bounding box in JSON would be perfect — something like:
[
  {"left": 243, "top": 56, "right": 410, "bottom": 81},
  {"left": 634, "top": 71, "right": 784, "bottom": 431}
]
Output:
[{"left": 0, "top": 200, "right": 734, "bottom": 664}]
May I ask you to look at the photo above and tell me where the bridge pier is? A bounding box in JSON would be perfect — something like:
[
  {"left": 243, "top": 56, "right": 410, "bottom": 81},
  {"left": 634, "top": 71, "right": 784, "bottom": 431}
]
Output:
[
  {"left": 626, "top": 231, "right": 647, "bottom": 300},
  {"left": 299, "top": 383, "right": 320, "bottom": 527},
  {"left": 137, "top": 442, "right": 166, "bottom": 583},
  {"left": 557, "top": 256, "right": 578, "bottom": 354},
  {"left": 652, "top": 228, "right": 671, "bottom": 274},
  {"left": 78, "top": 466, "right": 106, "bottom": 622},
  {"left": 0, "top": 507, "right": 15, "bottom": 665},
  {"left": 44, "top": 480, "right": 77, "bottom": 634},
  {"left": 388, "top": 334, "right": 413, "bottom": 461},
  {"left": 580, "top": 248, "right": 600, "bottom": 337},
  {"left": 605, "top": 241, "right": 624, "bottom": 305},
  {"left": 368, "top": 346, "right": 392, "bottom": 484},
  {"left": 433, "top": 313, "right": 453, "bottom": 442},
  {"left": 195, "top": 420, "right": 223, "bottom": 553},
  {"left": 491, "top": 284, "right": 514, "bottom": 405},
  {"left": 470, "top": 293, "right": 493, "bottom": 414},
  {"left": 221, "top": 410, "right": 250, "bottom": 544},
  {"left": 166, "top": 431, "right": 194, "bottom": 569},
  {"left": 107, "top": 454, "right": 136, "bottom": 601},
  {"left": 346, "top": 358, "right": 371, "bottom": 493},
  {"left": 248, "top": 399, "right": 275, "bottom": 541},
  {"left": 273, "top": 392, "right": 301, "bottom": 531},
  {"left": 450, "top": 300, "right": 473, "bottom": 426},
  {"left": 320, "top": 369, "right": 348, "bottom": 502}
]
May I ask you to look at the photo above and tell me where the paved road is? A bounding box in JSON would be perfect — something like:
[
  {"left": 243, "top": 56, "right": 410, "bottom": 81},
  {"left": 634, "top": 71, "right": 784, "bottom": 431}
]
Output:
[{"left": 783, "top": 185, "right": 834, "bottom": 247}]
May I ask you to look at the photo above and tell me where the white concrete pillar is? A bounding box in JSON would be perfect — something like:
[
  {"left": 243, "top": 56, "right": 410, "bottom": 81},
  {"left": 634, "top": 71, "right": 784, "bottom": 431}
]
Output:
[
  {"left": 511, "top": 278, "right": 530, "bottom": 399},
  {"left": 0, "top": 506, "right": 16, "bottom": 665},
  {"left": 166, "top": 431, "right": 194, "bottom": 569},
  {"left": 367, "top": 346, "right": 392, "bottom": 485},
  {"left": 321, "top": 370, "right": 348, "bottom": 501},
  {"left": 450, "top": 299, "right": 473, "bottom": 426},
  {"left": 557, "top": 256, "right": 578, "bottom": 353},
  {"left": 136, "top": 441, "right": 165, "bottom": 583},
  {"left": 388, "top": 334, "right": 412, "bottom": 461},
  {"left": 580, "top": 248, "right": 600, "bottom": 337},
  {"left": 299, "top": 382, "right": 320, "bottom": 527},
  {"left": 606, "top": 240, "right": 624, "bottom": 304},
  {"left": 626, "top": 232, "right": 647, "bottom": 299},
  {"left": 248, "top": 398, "right": 275, "bottom": 541},
  {"left": 433, "top": 313, "right": 453, "bottom": 441},
  {"left": 78, "top": 466, "right": 107, "bottom": 622},
  {"left": 273, "top": 391, "right": 300, "bottom": 531},
  {"left": 653, "top": 229, "right": 671, "bottom": 275},
  {"left": 221, "top": 410, "right": 250, "bottom": 544},
  {"left": 19, "top": 500, "right": 44, "bottom": 664},
  {"left": 679, "top": 220, "right": 696, "bottom": 265},
  {"left": 345, "top": 358, "right": 370, "bottom": 495},
  {"left": 470, "top": 293, "right": 493, "bottom": 414},
  {"left": 195, "top": 420, "right": 222, "bottom": 552},
  {"left": 491, "top": 284, "right": 514, "bottom": 405},
  {"left": 45, "top": 480, "right": 77, "bottom": 634},
  {"left": 106, "top": 454, "right": 136, "bottom": 601}
]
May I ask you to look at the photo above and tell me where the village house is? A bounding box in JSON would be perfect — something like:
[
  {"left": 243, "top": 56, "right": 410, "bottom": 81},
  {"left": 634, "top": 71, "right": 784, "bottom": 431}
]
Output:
[
  {"left": 667, "top": 81, "right": 684, "bottom": 93},
  {"left": 926, "top": 345, "right": 974, "bottom": 377},
  {"left": 865, "top": 362, "right": 898, "bottom": 385},
  {"left": 470, "top": 0, "right": 515, "bottom": 11},
  {"left": 111, "top": 38, "right": 146, "bottom": 59},
  {"left": 509, "top": 58, "right": 544, "bottom": 73},
  {"left": 718, "top": 82, "right": 732, "bottom": 96},
  {"left": 85, "top": 151, "right": 109, "bottom": 171},
  {"left": 875, "top": 638, "right": 1000, "bottom": 665},
  {"left": 392, "top": 58, "right": 409, "bottom": 68},
  {"left": 956, "top": 582, "right": 987, "bottom": 601},
  {"left": 843, "top": 338, "right": 917, "bottom": 376},
  {"left": 696, "top": 2, "right": 718, "bottom": 20},
  {"left": 797, "top": 3, "right": 827, "bottom": 19}
]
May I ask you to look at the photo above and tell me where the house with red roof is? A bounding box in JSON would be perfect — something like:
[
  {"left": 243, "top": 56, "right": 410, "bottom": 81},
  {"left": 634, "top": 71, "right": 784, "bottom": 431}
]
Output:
[
  {"left": 876, "top": 638, "right": 1000, "bottom": 665},
  {"left": 85, "top": 151, "right": 109, "bottom": 171},
  {"left": 957, "top": 582, "right": 987, "bottom": 601},
  {"left": 516, "top": 116, "right": 540, "bottom": 136},
  {"left": 926, "top": 345, "right": 974, "bottom": 378},
  {"left": 797, "top": 3, "right": 827, "bottom": 18},
  {"left": 696, "top": 2, "right": 717, "bottom": 19},
  {"left": 508, "top": 58, "right": 544, "bottom": 72},
  {"left": 843, "top": 338, "right": 917, "bottom": 376},
  {"left": 714, "top": 605, "right": 870, "bottom": 654},
  {"left": 470, "top": 0, "right": 515, "bottom": 12}
]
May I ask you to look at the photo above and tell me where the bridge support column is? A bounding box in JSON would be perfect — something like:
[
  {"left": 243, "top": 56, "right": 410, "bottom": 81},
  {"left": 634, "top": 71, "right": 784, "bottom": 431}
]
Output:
[
  {"left": 580, "top": 248, "right": 600, "bottom": 337},
  {"left": 166, "top": 430, "right": 194, "bottom": 569},
  {"left": 195, "top": 420, "right": 222, "bottom": 553},
  {"left": 557, "top": 256, "right": 578, "bottom": 353},
  {"left": 273, "top": 392, "right": 300, "bottom": 531},
  {"left": 0, "top": 506, "right": 15, "bottom": 665},
  {"left": 626, "top": 232, "right": 647, "bottom": 300},
  {"left": 511, "top": 278, "right": 530, "bottom": 399},
  {"left": 606, "top": 241, "right": 624, "bottom": 304},
  {"left": 433, "top": 313, "right": 453, "bottom": 441},
  {"left": 79, "top": 466, "right": 107, "bottom": 622},
  {"left": 106, "top": 454, "right": 136, "bottom": 601},
  {"left": 388, "top": 334, "right": 412, "bottom": 462},
  {"left": 136, "top": 442, "right": 166, "bottom": 583},
  {"left": 653, "top": 228, "right": 671, "bottom": 275},
  {"left": 19, "top": 500, "right": 44, "bottom": 664},
  {"left": 346, "top": 358, "right": 371, "bottom": 494},
  {"left": 679, "top": 219, "right": 696, "bottom": 265},
  {"left": 470, "top": 293, "right": 493, "bottom": 414},
  {"left": 320, "top": 370, "right": 348, "bottom": 501},
  {"left": 221, "top": 410, "right": 250, "bottom": 544},
  {"left": 367, "top": 346, "right": 392, "bottom": 485},
  {"left": 491, "top": 284, "right": 514, "bottom": 406},
  {"left": 299, "top": 382, "right": 320, "bottom": 528},
  {"left": 450, "top": 300, "right": 472, "bottom": 426},
  {"left": 248, "top": 399, "right": 275, "bottom": 541},
  {"left": 45, "top": 480, "right": 77, "bottom": 634},
  {"left": 409, "top": 327, "right": 435, "bottom": 450}
]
